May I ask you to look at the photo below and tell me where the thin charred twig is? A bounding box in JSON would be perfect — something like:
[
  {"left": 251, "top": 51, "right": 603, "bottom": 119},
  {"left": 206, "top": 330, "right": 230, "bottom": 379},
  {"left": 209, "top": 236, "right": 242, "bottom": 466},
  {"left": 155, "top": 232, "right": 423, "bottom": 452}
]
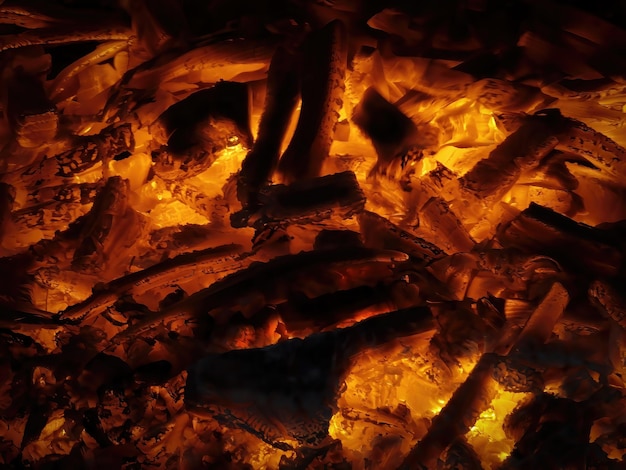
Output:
[
  {"left": 57, "top": 243, "right": 247, "bottom": 323},
  {"left": 231, "top": 171, "right": 366, "bottom": 229},
  {"left": 0, "top": 24, "right": 133, "bottom": 53},
  {"left": 278, "top": 20, "right": 348, "bottom": 183},
  {"left": 237, "top": 46, "right": 300, "bottom": 206},
  {"left": 400, "top": 282, "right": 569, "bottom": 469}
]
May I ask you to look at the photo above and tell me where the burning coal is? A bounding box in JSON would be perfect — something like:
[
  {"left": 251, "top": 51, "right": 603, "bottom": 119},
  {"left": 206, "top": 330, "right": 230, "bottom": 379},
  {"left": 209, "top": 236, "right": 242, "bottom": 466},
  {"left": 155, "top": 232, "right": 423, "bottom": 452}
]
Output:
[{"left": 1, "top": 0, "right": 626, "bottom": 468}]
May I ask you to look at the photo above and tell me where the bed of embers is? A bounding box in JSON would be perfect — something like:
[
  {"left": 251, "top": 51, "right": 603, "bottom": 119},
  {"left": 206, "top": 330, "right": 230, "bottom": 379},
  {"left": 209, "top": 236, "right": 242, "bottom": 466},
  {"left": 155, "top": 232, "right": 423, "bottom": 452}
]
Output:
[{"left": 1, "top": 0, "right": 626, "bottom": 468}]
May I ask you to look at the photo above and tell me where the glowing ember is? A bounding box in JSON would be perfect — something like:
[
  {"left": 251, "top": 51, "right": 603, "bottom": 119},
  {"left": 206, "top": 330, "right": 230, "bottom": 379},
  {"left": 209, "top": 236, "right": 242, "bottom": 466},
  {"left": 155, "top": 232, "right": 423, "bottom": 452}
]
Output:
[{"left": 1, "top": 1, "right": 626, "bottom": 469}]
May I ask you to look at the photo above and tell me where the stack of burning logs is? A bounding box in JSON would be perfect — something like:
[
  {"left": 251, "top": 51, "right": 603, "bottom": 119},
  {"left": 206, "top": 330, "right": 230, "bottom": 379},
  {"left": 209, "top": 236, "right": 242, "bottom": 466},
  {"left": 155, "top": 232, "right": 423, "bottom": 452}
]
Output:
[{"left": 1, "top": 0, "right": 626, "bottom": 468}]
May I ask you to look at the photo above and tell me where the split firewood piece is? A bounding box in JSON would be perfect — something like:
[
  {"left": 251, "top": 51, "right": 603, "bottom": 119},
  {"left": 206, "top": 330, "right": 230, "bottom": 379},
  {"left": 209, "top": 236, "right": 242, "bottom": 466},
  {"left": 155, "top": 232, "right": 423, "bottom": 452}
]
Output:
[
  {"left": 185, "top": 306, "right": 434, "bottom": 450},
  {"left": 277, "top": 20, "right": 348, "bottom": 183},
  {"left": 352, "top": 87, "right": 421, "bottom": 177},
  {"left": 400, "top": 282, "right": 569, "bottom": 469},
  {"left": 12, "top": 124, "right": 134, "bottom": 187},
  {"left": 358, "top": 210, "right": 447, "bottom": 265},
  {"left": 497, "top": 202, "right": 623, "bottom": 278},
  {"left": 459, "top": 111, "right": 560, "bottom": 204},
  {"left": 150, "top": 82, "right": 253, "bottom": 180},
  {"left": 57, "top": 244, "right": 246, "bottom": 323},
  {"left": 112, "top": 247, "right": 408, "bottom": 343},
  {"left": 589, "top": 279, "right": 626, "bottom": 330},
  {"left": 231, "top": 171, "right": 365, "bottom": 230},
  {"left": 5, "top": 69, "right": 58, "bottom": 148},
  {"left": 237, "top": 46, "right": 300, "bottom": 206},
  {"left": 71, "top": 176, "right": 147, "bottom": 274}
]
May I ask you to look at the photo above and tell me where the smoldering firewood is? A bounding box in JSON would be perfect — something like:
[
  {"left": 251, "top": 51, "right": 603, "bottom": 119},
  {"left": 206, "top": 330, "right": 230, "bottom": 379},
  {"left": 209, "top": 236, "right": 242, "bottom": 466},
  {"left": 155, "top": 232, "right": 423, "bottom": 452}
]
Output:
[
  {"left": 150, "top": 82, "right": 253, "bottom": 180},
  {"left": 71, "top": 176, "right": 147, "bottom": 274},
  {"left": 500, "top": 394, "right": 594, "bottom": 469},
  {"left": 57, "top": 243, "right": 246, "bottom": 323},
  {"left": 419, "top": 197, "right": 475, "bottom": 253},
  {"left": 185, "top": 306, "right": 435, "bottom": 449},
  {"left": 466, "top": 78, "right": 552, "bottom": 113},
  {"left": 159, "top": 178, "right": 217, "bottom": 221},
  {"left": 13, "top": 124, "right": 134, "bottom": 187},
  {"left": 112, "top": 246, "right": 408, "bottom": 343},
  {"left": 276, "top": 283, "right": 404, "bottom": 336},
  {"left": 497, "top": 202, "right": 623, "bottom": 278},
  {"left": 5, "top": 69, "right": 58, "bottom": 148},
  {"left": 358, "top": 210, "right": 447, "bottom": 266},
  {"left": 278, "top": 20, "right": 348, "bottom": 183},
  {"left": 352, "top": 87, "right": 421, "bottom": 176},
  {"left": 231, "top": 171, "right": 366, "bottom": 230},
  {"left": 10, "top": 182, "right": 102, "bottom": 233},
  {"left": 237, "top": 46, "right": 300, "bottom": 206},
  {"left": 0, "top": 182, "right": 15, "bottom": 241},
  {"left": 400, "top": 282, "right": 569, "bottom": 469},
  {"left": 313, "top": 229, "right": 363, "bottom": 250},
  {"left": 491, "top": 355, "right": 544, "bottom": 393},
  {"left": 459, "top": 111, "right": 560, "bottom": 203},
  {"left": 589, "top": 279, "right": 626, "bottom": 329}
]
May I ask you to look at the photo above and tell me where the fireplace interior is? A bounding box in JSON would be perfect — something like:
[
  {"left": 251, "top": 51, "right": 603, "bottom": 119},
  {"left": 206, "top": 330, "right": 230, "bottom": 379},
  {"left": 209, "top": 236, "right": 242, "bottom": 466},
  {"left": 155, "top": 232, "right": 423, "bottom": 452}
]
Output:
[{"left": 1, "top": 0, "right": 626, "bottom": 468}]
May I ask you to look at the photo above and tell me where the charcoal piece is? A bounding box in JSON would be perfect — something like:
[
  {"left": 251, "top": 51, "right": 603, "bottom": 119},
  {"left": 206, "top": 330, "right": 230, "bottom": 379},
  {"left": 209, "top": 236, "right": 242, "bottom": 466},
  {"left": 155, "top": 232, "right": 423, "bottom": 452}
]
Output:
[
  {"left": 133, "top": 360, "right": 173, "bottom": 384},
  {"left": 497, "top": 202, "right": 623, "bottom": 278},
  {"left": 459, "top": 112, "right": 560, "bottom": 202},
  {"left": 278, "top": 20, "right": 348, "bottom": 183},
  {"left": 589, "top": 279, "right": 626, "bottom": 329},
  {"left": 6, "top": 69, "right": 58, "bottom": 148},
  {"left": 440, "top": 437, "right": 483, "bottom": 470},
  {"left": 16, "top": 124, "right": 134, "bottom": 186},
  {"left": 419, "top": 197, "right": 475, "bottom": 253},
  {"left": 59, "top": 243, "right": 243, "bottom": 322},
  {"left": 352, "top": 87, "right": 420, "bottom": 175},
  {"left": 71, "top": 176, "right": 145, "bottom": 273},
  {"left": 491, "top": 355, "right": 544, "bottom": 393},
  {"left": 21, "top": 402, "right": 51, "bottom": 449},
  {"left": 501, "top": 395, "right": 593, "bottom": 469},
  {"left": 231, "top": 171, "right": 365, "bottom": 230},
  {"left": 151, "top": 81, "right": 253, "bottom": 180},
  {"left": 238, "top": 46, "right": 300, "bottom": 206},
  {"left": 313, "top": 229, "right": 363, "bottom": 250},
  {"left": 23, "top": 181, "right": 101, "bottom": 207},
  {"left": 402, "top": 283, "right": 567, "bottom": 468},
  {"left": 185, "top": 306, "right": 434, "bottom": 449},
  {"left": 0, "top": 182, "right": 15, "bottom": 241},
  {"left": 276, "top": 284, "right": 397, "bottom": 334},
  {"left": 358, "top": 210, "right": 447, "bottom": 266}
]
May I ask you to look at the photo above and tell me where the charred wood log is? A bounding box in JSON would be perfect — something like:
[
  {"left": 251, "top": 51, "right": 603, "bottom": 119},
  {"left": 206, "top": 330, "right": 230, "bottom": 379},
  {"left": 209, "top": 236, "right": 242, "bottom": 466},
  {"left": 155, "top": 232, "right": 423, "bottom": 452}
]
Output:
[
  {"left": 352, "top": 87, "right": 422, "bottom": 177},
  {"left": 150, "top": 82, "right": 253, "bottom": 180},
  {"left": 231, "top": 171, "right": 366, "bottom": 230},
  {"left": 358, "top": 210, "right": 447, "bottom": 266},
  {"left": 237, "top": 46, "right": 300, "bottom": 206},
  {"left": 112, "top": 246, "right": 408, "bottom": 343},
  {"left": 58, "top": 243, "right": 246, "bottom": 323},
  {"left": 5, "top": 69, "right": 58, "bottom": 148},
  {"left": 497, "top": 202, "right": 623, "bottom": 278},
  {"left": 401, "top": 282, "right": 569, "bottom": 468},
  {"left": 278, "top": 20, "right": 348, "bottom": 183},
  {"left": 185, "top": 306, "right": 434, "bottom": 449}
]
